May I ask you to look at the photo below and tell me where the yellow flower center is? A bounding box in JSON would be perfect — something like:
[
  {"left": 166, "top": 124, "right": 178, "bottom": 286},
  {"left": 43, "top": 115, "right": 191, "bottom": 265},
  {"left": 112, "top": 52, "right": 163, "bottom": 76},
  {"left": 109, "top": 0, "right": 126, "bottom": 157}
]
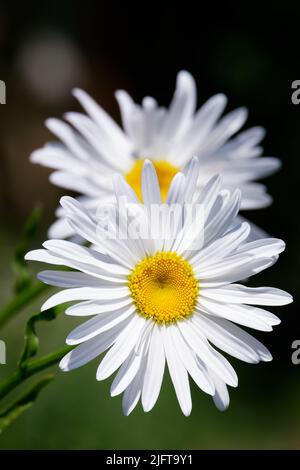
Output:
[
  {"left": 125, "top": 159, "right": 179, "bottom": 201},
  {"left": 128, "top": 252, "right": 199, "bottom": 324}
]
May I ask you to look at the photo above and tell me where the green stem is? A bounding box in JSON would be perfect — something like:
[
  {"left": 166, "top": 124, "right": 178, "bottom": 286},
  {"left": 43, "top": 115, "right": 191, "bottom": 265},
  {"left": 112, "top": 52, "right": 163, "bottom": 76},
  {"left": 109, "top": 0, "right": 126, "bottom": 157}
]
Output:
[
  {"left": 0, "top": 345, "right": 72, "bottom": 401},
  {"left": 0, "top": 281, "right": 49, "bottom": 328}
]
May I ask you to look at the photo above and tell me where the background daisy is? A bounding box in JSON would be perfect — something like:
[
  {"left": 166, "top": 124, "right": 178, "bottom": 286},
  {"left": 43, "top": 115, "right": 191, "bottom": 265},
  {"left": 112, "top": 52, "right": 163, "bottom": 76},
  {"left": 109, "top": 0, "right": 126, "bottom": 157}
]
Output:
[{"left": 30, "top": 71, "right": 280, "bottom": 239}]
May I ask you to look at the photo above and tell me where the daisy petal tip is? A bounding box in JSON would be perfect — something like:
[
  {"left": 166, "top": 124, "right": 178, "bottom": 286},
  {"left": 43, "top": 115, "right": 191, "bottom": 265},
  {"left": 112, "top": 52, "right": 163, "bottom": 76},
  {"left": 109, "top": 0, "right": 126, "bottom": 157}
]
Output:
[
  {"left": 24, "top": 251, "right": 34, "bottom": 261},
  {"left": 30, "top": 150, "right": 41, "bottom": 163},
  {"left": 96, "top": 367, "right": 107, "bottom": 382},
  {"left": 215, "top": 92, "right": 227, "bottom": 103},
  {"left": 235, "top": 106, "right": 248, "bottom": 121},
  {"left": 273, "top": 158, "right": 282, "bottom": 170},
  {"left": 216, "top": 173, "right": 223, "bottom": 183},
  {"left": 177, "top": 69, "right": 193, "bottom": 82},
  {"left": 210, "top": 173, "right": 223, "bottom": 186},
  {"left": 65, "top": 337, "right": 77, "bottom": 346},
  {"left": 182, "top": 407, "right": 192, "bottom": 417},
  {"left": 285, "top": 293, "right": 294, "bottom": 305},
  {"left": 215, "top": 401, "right": 229, "bottom": 412},
  {"left": 141, "top": 403, "right": 152, "bottom": 413},
  {"left": 72, "top": 87, "right": 85, "bottom": 100},
  {"left": 59, "top": 195, "right": 76, "bottom": 210},
  {"left": 59, "top": 357, "right": 70, "bottom": 372},
  {"left": 122, "top": 398, "right": 137, "bottom": 416},
  {"left": 143, "top": 158, "right": 153, "bottom": 167},
  {"left": 233, "top": 187, "right": 242, "bottom": 200},
  {"left": 230, "top": 375, "right": 239, "bottom": 388},
  {"left": 45, "top": 117, "right": 59, "bottom": 130},
  {"left": 263, "top": 353, "right": 273, "bottom": 362},
  {"left": 40, "top": 302, "right": 49, "bottom": 312},
  {"left": 63, "top": 111, "right": 75, "bottom": 122},
  {"left": 36, "top": 272, "right": 44, "bottom": 282},
  {"left": 122, "top": 407, "right": 132, "bottom": 417},
  {"left": 191, "top": 155, "right": 200, "bottom": 165},
  {"left": 115, "top": 89, "right": 131, "bottom": 107},
  {"left": 114, "top": 89, "right": 125, "bottom": 99},
  {"left": 110, "top": 388, "right": 119, "bottom": 398}
]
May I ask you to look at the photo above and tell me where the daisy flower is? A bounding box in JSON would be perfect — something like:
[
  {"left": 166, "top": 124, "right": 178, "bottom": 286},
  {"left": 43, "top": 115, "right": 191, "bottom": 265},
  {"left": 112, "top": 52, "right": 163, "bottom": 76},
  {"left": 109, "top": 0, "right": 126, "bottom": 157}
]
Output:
[
  {"left": 30, "top": 70, "right": 280, "bottom": 239},
  {"left": 25, "top": 160, "right": 291, "bottom": 415}
]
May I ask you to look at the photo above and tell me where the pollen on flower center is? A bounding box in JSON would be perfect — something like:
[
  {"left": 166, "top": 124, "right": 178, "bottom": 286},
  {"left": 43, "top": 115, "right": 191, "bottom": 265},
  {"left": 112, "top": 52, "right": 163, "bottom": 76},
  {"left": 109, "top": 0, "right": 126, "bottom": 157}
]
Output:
[
  {"left": 128, "top": 252, "right": 199, "bottom": 324},
  {"left": 125, "top": 159, "right": 179, "bottom": 201}
]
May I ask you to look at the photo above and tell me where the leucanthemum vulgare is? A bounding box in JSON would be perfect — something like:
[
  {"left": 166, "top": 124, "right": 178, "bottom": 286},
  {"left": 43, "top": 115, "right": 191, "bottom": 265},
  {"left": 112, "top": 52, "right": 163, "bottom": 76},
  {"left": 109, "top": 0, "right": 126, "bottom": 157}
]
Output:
[{"left": 25, "top": 159, "right": 291, "bottom": 415}]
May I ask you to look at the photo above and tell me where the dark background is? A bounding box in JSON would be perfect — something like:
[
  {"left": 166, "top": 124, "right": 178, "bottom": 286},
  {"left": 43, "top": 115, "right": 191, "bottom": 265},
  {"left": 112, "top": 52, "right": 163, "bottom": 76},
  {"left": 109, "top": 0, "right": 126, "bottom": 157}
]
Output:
[{"left": 0, "top": 1, "right": 299, "bottom": 449}]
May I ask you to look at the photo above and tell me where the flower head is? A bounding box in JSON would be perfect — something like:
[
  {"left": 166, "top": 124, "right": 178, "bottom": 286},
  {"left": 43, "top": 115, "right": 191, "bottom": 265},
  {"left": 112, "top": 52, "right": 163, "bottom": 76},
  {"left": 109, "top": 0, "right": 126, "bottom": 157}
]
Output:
[
  {"left": 30, "top": 71, "right": 280, "bottom": 239},
  {"left": 25, "top": 160, "right": 291, "bottom": 415}
]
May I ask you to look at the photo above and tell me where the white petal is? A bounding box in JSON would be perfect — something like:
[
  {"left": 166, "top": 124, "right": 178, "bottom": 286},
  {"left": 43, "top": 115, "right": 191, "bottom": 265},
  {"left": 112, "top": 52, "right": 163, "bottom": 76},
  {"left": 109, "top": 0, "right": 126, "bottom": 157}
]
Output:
[
  {"left": 50, "top": 171, "right": 101, "bottom": 197},
  {"left": 182, "top": 156, "right": 200, "bottom": 203},
  {"left": 195, "top": 253, "right": 252, "bottom": 279},
  {"left": 48, "top": 216, "right": 75, "bottom": 239},
  {"left": 193, "top": 314, "right": 260, "bottom": 363},
  {"left": 43, "top": 238, "right": 130, "bottom": 276},
  {"left": 236, "top": 215, "right": 269, "bottom": 242},
  {"left": 37, "top": 270, "right": 123, "bottom": 288},
  {"left": 196, "top": 107, "right": 248, "bottom": 158},
  {"left": 199, "top": 257, "right": 275, "bottom": 287},
  {"left": 64, "top": 111, "right": 128, "bottom": 172},
  {"left": 161, "top": 70, "right": 196, "bottom": 142},
  {"left": 196, "top": 174, "right": 223, "bottom": 220},
  {"left": 72, "top": 88, "right": 132, "bottom": 159},
  {"left": 41, "top": 286, "right": 130, "bottom": 311},
  {"left": 66, "top": 304, "right": 136, "bottom": 345},
  {"left": 96, "top": 315, "right": 146, "bottom": 380},
  {"left": 219, "top": 126, "right": 265, "bottom": 159},
  {"left": 165, "top": 173, "right": 186, "bottom": 205},
  {"left": 170, "top": 326, "right": 215, "bottom": 395},
  {"left": 25, "top": 249, "right": 65, "bottom": 266},
  {"left": 197, "top": 296, "right": 279, "bottom": 331},
  {"left": 178, "top": 320, "right": 238, "bottom": 387},
  {"left": 113, "top": 174, "right": 140, "bottom": 203},
  {"left": 172, "top": 94, "right": 227, "bottom": 165},
  {"left": 111, "top": 335, "right": 149, "bottom": 397},
  {"left": 190, "top": 222, "right": 250, "bottom": 267},
  {"left": 211, "top": 371, "right": 230, "bottom": 411},
  {"left": 65, "top": 298, "right": 132, "bottom": 316},
  {"left": 122, "top": 361, "right": 145, "bottom": 416},
  {"left": 46, "top": 118, "right": 91, "bottom": 162},
  {"left": 201, "top": 284, "right": 293, "bottom": 306},
  {"left": 240, "top": 183, "right": 273, "bottom": 210},
  {"left": 142, "top": 325, "right": 165, "bottom": 412},
  {"left": 141, "top": 160, "right": 162, "bottom": 205},
  {"left": 163, "top": 326, "right": 192, "bottom": 416},
  {"left": 115, "top": 90, "right": 138, "bottom": 143},
  {"left": 30, "top": 146, "right": 86, "bottom": 174},
  {"left": 59, "top": 319, "right": 128, "bottom": 371},
  {"left": 60, "top": 196, "right": 138, "bottom": 268},
  {"left": 197, "top": 313, "right": 272, "bottom": 362},
  {"left": 236, "top": 238, "right": 286, "bottom": 257},
  {"left": 204, "top": 189, "right": 241, "bottom": 245}
]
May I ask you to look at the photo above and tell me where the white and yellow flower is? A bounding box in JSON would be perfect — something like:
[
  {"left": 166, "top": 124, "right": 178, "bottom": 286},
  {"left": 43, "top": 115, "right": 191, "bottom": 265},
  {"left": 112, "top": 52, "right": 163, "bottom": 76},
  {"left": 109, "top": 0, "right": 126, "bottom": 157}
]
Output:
[
  {"left": 31, "top": 71, "right": 280, "bottom": 239},
  {"left": 25, "top": 160, "right": 291, "bottom": 415}
]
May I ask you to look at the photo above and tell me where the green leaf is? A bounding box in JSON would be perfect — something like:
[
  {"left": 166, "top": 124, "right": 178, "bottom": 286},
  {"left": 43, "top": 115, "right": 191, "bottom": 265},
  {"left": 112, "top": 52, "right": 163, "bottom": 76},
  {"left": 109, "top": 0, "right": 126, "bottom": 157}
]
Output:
[
  {"left": 13, "top": 205, "right": 43, "bottom": 294},
  {"left": 19, "top": 308, "right": 59, "bottom": 368},
  {"left": 0, "top": 375, "right": 53, "bottom": 434}
]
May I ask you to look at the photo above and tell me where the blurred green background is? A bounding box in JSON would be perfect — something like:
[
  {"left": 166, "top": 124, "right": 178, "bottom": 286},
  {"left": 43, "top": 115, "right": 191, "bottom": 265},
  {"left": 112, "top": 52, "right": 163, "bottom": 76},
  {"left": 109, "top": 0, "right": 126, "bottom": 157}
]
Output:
[{"left": 0, "top": 1, "right": 299, "bottom": 449}]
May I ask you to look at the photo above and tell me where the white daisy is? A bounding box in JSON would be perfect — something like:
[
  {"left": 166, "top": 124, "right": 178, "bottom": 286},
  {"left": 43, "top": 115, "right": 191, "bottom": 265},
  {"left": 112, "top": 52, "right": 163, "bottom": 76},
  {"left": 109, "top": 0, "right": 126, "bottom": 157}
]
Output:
[
  {"left": 25, "top": 160, "right": 291, "bottom": 415},
  {"left": 30, "top": 70, "right": 280, "bottom": 240}
]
